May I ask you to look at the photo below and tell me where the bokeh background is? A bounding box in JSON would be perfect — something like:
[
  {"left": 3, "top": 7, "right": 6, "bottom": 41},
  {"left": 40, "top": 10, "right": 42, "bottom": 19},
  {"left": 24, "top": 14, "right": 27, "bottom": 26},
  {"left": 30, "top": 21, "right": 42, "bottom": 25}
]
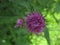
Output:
[{"left": 0, "top": 0, "right": 60, "bottom": 45}]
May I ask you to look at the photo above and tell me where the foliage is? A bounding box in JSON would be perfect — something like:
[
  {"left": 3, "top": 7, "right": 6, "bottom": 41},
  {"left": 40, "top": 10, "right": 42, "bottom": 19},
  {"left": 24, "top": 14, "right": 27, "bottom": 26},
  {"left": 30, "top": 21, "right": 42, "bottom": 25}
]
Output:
[{"left": 0, "top": 0, "right": 60, "bottom": 45}]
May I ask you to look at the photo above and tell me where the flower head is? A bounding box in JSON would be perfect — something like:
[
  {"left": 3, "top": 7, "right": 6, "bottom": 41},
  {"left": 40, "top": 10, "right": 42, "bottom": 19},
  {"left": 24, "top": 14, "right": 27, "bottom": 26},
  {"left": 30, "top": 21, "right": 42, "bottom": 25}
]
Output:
[
  {"left": 25, "top": 12, "right": 45, "bottom": 34},
  {"left": 14, "top": 18, "right": 23, "bottom": 28}
]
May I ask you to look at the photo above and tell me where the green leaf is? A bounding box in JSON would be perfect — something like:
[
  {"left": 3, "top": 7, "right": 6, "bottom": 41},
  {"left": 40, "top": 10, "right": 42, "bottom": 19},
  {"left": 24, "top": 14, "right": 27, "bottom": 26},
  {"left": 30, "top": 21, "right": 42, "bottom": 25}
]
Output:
[
  {"left": 55, "top": 36, "right": 60, "bottom": 45},
  {"left": 54, "top": 2, "right": 60, "bottom": 13},
  {"left": 44, "top": 27, "right": 50, "bottom": 45}
]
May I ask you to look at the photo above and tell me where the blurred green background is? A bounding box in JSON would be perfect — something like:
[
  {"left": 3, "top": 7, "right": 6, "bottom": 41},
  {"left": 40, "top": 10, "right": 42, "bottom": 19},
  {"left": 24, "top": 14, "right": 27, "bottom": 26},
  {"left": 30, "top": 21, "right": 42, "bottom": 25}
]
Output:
[{"left": 0, "top": 0, "right": 60, "bottom": 45}]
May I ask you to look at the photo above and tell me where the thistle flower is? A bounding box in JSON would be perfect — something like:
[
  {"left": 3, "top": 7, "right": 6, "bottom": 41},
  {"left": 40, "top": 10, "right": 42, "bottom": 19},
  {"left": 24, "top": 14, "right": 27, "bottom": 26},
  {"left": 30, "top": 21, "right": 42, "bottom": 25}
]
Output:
[
  {"left": 25, "top": 12, "right": 45, "bottom": 34},
  {"left": 14, "top": 18, "right": 23, "bottom": 28}
]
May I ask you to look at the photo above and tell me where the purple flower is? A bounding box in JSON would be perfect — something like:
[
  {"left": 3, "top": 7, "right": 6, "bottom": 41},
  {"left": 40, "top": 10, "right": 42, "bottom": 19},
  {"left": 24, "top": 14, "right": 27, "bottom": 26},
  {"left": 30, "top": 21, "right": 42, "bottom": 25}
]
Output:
[
  {"left": 14, "top": 18, "right": 23, "bottom": 28},
  {"left": 25, "top": 12, "right": 45, "bottom": 34}
]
